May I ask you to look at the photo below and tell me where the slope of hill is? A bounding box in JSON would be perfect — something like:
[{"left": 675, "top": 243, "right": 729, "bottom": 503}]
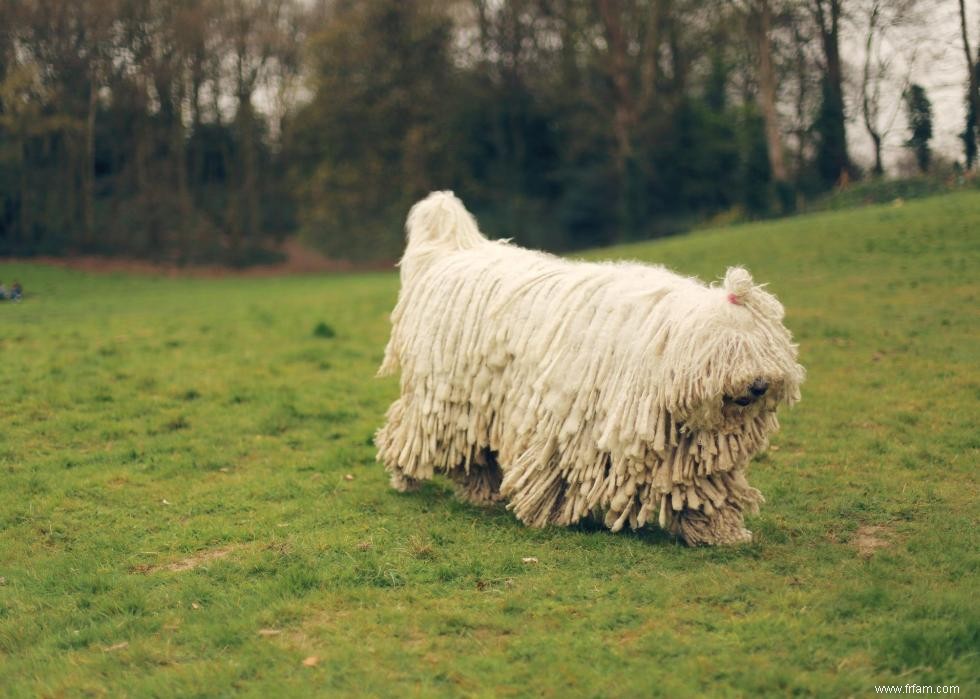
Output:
[{"left": 0, "top": 192, "right": 977, "bottom": 696}]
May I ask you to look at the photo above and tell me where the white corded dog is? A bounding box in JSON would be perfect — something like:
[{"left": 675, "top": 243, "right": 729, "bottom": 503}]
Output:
[{"left": 376, "top": 192, "right": 804, "bottom": 545}]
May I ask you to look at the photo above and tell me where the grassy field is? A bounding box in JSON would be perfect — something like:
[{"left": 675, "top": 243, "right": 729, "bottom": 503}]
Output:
[{"left": 1, "top": 192, "right": 978, "bottom": 697}]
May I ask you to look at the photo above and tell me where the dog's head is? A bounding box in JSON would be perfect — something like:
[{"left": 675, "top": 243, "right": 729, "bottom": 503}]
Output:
[{"left": 654, "top": 267, "right": 804, "bottom": 433}]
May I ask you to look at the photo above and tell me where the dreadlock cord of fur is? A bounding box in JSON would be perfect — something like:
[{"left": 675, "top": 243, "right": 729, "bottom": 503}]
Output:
[{"left": 376, "top": 192, "right": 804, "bottom": 546}]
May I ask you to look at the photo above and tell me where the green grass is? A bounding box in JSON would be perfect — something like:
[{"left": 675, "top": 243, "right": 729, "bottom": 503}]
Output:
[
  {"left": 806, "top": 174, "right": 980, "bottom": 213},
  {"left": 1, "top": 192, "right": 978, "bottom": 697}
]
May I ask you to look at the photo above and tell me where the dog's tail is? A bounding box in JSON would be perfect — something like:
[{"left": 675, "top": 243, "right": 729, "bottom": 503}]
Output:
[{"left": 404, "top": 191, "right": 485, "bottom": 257}]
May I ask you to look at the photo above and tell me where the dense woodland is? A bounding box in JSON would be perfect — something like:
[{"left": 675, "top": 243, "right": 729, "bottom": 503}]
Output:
[{"left": 0, "top": 0, "right": 976, "bottom": 263}]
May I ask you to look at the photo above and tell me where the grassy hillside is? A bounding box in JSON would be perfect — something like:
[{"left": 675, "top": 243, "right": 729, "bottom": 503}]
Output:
[{"left": 1, "top": 192, "right": 978, "bottom": 697}]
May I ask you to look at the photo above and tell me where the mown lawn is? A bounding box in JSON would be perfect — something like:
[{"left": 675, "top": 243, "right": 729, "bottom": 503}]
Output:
[{"left": 1, "top": 193, "right": 978, "bottom": 697}]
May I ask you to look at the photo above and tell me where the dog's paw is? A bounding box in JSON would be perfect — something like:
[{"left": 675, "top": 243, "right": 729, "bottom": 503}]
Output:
[
  {"left": 724, "top": 527, "right": 754, "bottom": 545},
  {"left": 389, "top": 472, "right": 421, "bottom": 492},
  {"left": 675, "top": 508, "right": 754, "bottom": 546}
]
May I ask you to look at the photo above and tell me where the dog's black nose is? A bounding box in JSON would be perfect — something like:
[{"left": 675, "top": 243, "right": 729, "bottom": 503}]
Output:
[{"left": 750, "top": 379, "right": 769, "bottom": 397}]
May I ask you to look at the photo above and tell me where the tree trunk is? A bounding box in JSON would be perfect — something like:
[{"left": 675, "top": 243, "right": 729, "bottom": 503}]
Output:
[
  {"left": 753, "top": 0, "right": 788, "bottom": 183},
  {"left": 18, "top": 140, "right": 30, "bottom": 248},
  {"left": 597, "top": 0, "right": 638, "bottom": 238},
  {"left": 862, "top": 2, "right": 884, "bottom": 176},
  {"left": 664, "top": 9, "right": 689, "bottom": 101},
  {"left": 243, "top": 113, "right": 260, "bottom": 246},
  {"left": 83, "top": 68, "right": 97, "bottom": 247},
  {"left": 792, "top": 23, "right": 808, "bottom": 192},
  {"left": 639, "top": 0, "right": 663, "bottom": 113},
  {"left": 134, "top": 80, "right": 151, "bottom": 252},
  {"left": 959, "top": 0, "right": 980, "bottom": 169},
  {"left": 814, "top": 0, "right": 850, "bottom": 182},
  {"left": 65, "top": 131, "right": 79, "bottom": 247},
  {"left": 174, "top": 83, "right": 192, "bottom": 263},
  {"left": 597, "top": 0, "right": 636, "bottom": 170},
  {"left": 134, "top": 79, "right": 148, "bottom": 193}
]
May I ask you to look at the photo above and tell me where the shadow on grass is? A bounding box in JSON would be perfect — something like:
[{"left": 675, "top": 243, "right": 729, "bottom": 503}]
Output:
[{"left": 389, "top": 475, "right": 713, "bottom": 549}]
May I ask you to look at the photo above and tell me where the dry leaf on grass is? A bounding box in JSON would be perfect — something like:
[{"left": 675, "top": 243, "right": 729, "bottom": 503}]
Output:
[
  {"left": 521, "top": 557, "right": 538, "bottom": 564},
  {"left": 103, "top": 642, "right": 129, "bottom": 652},
  {"left": 302, "top": 656, "right": 319, "bottom": 667},
  {"left": 257, "top": 629, "right": 282, "bottom": 637},
  {"left": 344, "top": 474, "right": 354, "bottom": 481}
]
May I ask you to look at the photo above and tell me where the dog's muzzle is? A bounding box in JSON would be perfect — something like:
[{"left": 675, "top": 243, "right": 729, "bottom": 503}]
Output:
[{"left": 726, "top": 379, "right": 769, "bottom": 407}]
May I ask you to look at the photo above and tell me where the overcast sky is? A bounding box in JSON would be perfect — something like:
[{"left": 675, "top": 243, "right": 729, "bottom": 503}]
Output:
[{"left": 842, "top": 0, "right": 980, "bottom": 171}]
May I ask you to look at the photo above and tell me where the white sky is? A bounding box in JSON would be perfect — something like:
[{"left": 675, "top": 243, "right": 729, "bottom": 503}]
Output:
[{"left": 841, "top": 0, "right": 980, "bottom": 171}]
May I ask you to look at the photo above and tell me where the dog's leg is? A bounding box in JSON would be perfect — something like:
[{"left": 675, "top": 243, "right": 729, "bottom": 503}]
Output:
[
  {"left": 672, "top": 506, "right": 754, "bottom": 545},
  {"left": 378, "top": 394, "right": 495, "bottom": 494},
  {"left": 498, "top": 446, "right": 577, "bottom": 528},
  {"left": 448, "top": 448, "right": 503, "bottom": 506},
  {"left": 388, "top": 470, "right": 422, "bottom": 492},
  {"left": 666, "top": 469, "right": 763, "bottom": 545},
  {"left": 375, "top": 395, "right": 434, "bottom": 491}
]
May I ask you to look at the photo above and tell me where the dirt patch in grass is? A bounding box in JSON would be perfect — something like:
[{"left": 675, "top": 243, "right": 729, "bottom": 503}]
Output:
[
  {"left": 853, "top": 525, "right": 892, "bottom": 559},
  {"left": 133, "top": 545, "right": 240, "bottom": 574}
]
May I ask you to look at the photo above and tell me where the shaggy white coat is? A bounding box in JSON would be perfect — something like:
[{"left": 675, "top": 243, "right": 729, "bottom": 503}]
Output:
[{"left": 376, "top": 192, "right": 804, "bottom": 545}]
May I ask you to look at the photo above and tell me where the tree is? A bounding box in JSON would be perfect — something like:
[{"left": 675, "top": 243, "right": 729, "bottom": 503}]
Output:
[
  {"left": 290, "top": 0, "right": 457, "bottom": 260},
  {"left": 596, "top": 0, "right": 641, "bottom": 233},
  {"left": 0, "top": 0, "right": 305, "bottom": 263},
  {"left": 221, "top": 0, "right": 292, "bottom": 259},
  {"left": 743, "top": 0, "right": 787, "bottom": 186},
  {"left": 9, "top": 0, "right": 953, "bottom": 264},
  {"left": 464, "top": 0, "right": 566, "bottom": 245},
  {"left": 903, "top": 83, "right": 932, "bottom": 173},
  {"left": 10, "top": 0, "right": 114, "bottom": 250},
  {"left": 538, "top": 0, "right": 669, "bottom": 241},
  {"left": 781, "top": 3, "right": 821, "bottom": 197},
  {"left": 961, "top": 61, "right": 979, "bottom": 169},
  {"left": 959, "top": 0, "right": 980, "bottom": 170},
  {"left": 811, "top": 0, "right": 850, "bottom": 186},
  {"left": 859, "top": 0, "right": 919, "bottom": 177}
]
